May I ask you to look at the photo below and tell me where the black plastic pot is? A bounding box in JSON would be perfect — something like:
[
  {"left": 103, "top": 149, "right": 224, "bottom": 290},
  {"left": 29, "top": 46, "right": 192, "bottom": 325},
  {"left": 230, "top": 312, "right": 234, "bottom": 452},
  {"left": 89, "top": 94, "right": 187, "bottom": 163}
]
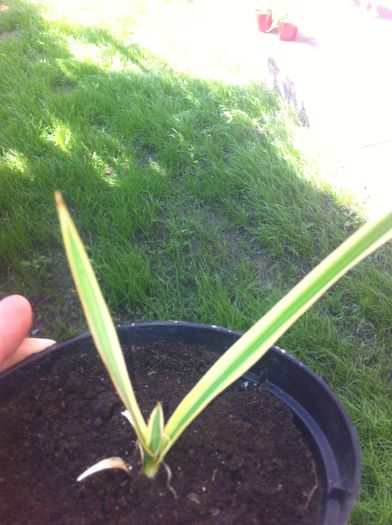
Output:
[{"left": 0, "top": 321, "right": 360, "bottom": 524}]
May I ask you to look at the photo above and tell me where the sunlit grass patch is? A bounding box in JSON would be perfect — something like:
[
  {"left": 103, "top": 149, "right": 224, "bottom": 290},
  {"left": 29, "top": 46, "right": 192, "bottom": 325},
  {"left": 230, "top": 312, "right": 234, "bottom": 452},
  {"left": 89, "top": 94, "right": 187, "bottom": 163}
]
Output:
[{"left": 1, "top": 150, "right": 29, "bottom": 174}]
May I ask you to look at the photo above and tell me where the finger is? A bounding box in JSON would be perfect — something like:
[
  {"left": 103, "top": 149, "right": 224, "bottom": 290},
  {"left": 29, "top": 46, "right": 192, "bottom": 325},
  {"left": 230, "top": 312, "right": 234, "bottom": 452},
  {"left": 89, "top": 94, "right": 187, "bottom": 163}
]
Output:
[
  {"left": 0, "top": 337, "right": 56, "bottom": 372},
  {"left": 0, "top": 295, "right": 32, "bottom": 365}
]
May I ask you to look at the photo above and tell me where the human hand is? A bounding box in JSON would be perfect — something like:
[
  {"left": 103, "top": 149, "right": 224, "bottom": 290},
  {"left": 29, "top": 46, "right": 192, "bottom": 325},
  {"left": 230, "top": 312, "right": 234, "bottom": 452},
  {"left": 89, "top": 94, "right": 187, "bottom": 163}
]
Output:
[{"left": 0, "top": 295, "right": 55, "bottom": 372}]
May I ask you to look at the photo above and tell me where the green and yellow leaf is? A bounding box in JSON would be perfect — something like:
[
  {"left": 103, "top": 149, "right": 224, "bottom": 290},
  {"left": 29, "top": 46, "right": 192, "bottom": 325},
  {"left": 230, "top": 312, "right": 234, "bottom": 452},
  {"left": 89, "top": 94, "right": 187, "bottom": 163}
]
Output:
[
  {"left": 146, "top": 402, "right": 164, "bottom": 455},
  {"left": 162, "top": 210, "right": 392, "bottom": 456},
  {"left": 55, "top": 192, "right": 150, "bottom": 452},
  {"left": 57, "top": 190, "right": 391, "bottom": 479}
]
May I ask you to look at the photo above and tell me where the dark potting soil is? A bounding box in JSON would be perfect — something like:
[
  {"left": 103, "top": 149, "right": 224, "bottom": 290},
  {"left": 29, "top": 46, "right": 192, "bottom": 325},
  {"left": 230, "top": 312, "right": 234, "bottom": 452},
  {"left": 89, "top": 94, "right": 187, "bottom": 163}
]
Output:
[{"left": 0, "top": 341, "right": 321, "bottom": 525}]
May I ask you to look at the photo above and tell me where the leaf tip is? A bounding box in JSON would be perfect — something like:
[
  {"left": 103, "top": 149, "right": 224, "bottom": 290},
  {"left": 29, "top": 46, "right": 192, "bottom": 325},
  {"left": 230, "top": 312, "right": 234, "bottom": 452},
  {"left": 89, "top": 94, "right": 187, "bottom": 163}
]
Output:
[
  {"left": 54, "top": 191, "right": 64, "bottom": 209},
  {"left": 77, "top": 457, "right": 131, "bottom": 482}
]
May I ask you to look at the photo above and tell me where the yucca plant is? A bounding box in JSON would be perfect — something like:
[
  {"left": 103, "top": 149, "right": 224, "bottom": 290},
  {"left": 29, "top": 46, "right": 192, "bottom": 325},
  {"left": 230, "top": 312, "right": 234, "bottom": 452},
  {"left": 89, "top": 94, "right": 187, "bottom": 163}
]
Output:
[{"left": 55, "top": 192, "right": 392, "bottom": 481}]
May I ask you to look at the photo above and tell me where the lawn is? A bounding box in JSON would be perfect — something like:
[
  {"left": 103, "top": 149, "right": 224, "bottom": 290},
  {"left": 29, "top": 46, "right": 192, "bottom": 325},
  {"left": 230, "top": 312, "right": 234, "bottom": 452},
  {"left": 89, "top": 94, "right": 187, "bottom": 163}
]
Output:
[{"left": 0, "top": 1, "right": 391, "bottom": 523}]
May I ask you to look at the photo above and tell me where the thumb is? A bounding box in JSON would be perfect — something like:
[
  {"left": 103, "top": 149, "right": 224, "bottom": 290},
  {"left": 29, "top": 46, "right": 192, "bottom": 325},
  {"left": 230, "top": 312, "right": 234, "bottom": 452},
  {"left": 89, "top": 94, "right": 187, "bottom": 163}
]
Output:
[
  {"left": 0, "top": 337, "right": 56, "bottom": 372},
  {"left": 0, "top": 295, "right": 32, "bottom": 365}
]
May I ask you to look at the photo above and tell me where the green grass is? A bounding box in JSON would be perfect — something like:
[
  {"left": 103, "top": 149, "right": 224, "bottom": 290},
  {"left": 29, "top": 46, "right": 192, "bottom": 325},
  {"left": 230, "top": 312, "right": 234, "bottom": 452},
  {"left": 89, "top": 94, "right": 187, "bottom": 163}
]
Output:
[{"left": 0, "top": 1, "right": 391, "bottom": 523}]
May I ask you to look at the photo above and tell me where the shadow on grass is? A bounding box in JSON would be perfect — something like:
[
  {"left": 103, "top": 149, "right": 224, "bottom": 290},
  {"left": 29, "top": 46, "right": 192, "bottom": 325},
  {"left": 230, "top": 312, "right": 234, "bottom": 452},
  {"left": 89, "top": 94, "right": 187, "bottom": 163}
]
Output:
[{"left": 0, "top": 0, "right": 382, "bottom": 331}]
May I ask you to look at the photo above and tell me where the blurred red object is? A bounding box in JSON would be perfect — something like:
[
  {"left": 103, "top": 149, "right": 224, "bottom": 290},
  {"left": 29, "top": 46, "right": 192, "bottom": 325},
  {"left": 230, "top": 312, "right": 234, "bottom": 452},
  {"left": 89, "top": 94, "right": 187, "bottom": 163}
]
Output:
[
  {"left": 279, "top": 22, "right": 298, "bottom": 41},
  {"left": 257, "top": 12, "right": 273, "bottom": 32}
]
